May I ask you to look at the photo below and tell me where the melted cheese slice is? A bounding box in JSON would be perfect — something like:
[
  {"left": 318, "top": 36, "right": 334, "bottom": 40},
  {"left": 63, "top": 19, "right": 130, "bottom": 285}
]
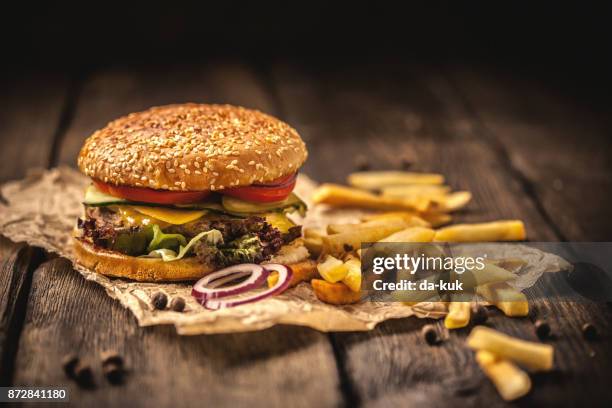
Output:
[{"left": 131, "top": 206, "right": 207, "bottom": 225}]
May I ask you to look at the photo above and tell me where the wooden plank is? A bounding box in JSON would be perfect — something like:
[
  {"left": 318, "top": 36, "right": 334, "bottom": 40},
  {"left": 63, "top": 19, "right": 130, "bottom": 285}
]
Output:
[
  {"left": 14, "top": 63, "right": 343, "bottom": 406},
  {"left": 0, "top": 239, "right": 43, "bottom": 384},
  {"left": 14, "top": 258, "right": 339, "bottom": 407},
  {"left": 0, "top": 74, "right": 67, "bottom": 384},
  {"left": 449, "top": 68, "right": 612, "bottom": 241},
  {"left": 270, "top": 63, "right": 612, "bottom": 406},
  {"left": 0, "top": 75, "right": 68, "bottom": 183}
]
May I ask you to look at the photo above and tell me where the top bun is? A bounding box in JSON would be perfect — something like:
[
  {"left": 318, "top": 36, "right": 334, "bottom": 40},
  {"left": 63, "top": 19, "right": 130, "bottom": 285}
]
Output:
[{"left": 78, "top": 104, "right": 308, "bottom": 191}]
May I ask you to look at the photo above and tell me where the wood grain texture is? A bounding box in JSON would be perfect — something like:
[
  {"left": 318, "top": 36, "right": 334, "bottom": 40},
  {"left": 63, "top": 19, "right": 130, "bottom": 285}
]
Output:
[
  {"left": 14, "top": 258, "right": 339, "bottom": 407},
  {"left": 269, "top": 63, "right": 612, "bottom": 406},
  {"left": 0, "top": 239, "right": 43, "bottom": 384},
  {"left": 14, "top": 63, "right": 343, "bottom": 406},
  {"left": 0, "top": 75, "right": 68, "bottom": 183},
  {"left": 0, "top": 75, "right": 67, "bottom": 385},
  {"left": 450, "top": 68, "right": 612, "bottom": 241}
]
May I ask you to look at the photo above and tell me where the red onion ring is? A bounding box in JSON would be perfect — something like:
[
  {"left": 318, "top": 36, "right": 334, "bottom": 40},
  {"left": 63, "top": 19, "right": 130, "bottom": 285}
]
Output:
[
  {"left": 203, "top": 264, "right": 293, "bottom": 310},
  {"left": 191, "top": 264, "right": 268, "bottom": 301}
]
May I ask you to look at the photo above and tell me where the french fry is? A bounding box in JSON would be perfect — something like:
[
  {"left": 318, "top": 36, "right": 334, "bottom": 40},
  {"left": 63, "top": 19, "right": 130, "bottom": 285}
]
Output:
[
  {"left": 477, "top": 282, "right": 529, "bottom": 317},
  {"left": 304, "top": 237, "right": 323, "bottom": 258},
  {"left": 317, "top": 255, "right": 349, "bottom": 283},
  {"left": 304, "top": 228, "right": 326, "bottom": 240},
  {"left": 429, "top": 191, "right": 472, "bottom": 212},
  {"left": 327, "top": 216, "right": 425, "bottom": 235},
  {"left": 467, "top": 326, "right": 554, "bottom": 371},
  {"left": 267, "top": 260, "right": 319, "bottom": 288},
  {"left": 360, "top": 211, "right": 431, "bottom": 227},
  {"left": 312, "top": 279, "right": 362, "bottom": 305},
  {"left": 445, "top": 301, "right": 471, "bottom": 329},
  {"left": 476, "top": 350, "right": 532, "bottom": 401},
  {"left": 348, "top": 171, "right": 444, "bottom": 189},
  {"left": 377, "top": 226, "right": 436, "bottom": 243},
  {"left": 381, "top": 184, "right": 451, "bottom": 199},
  {"left": 420, "top": 212, "right": 452, "bottom": 227},
  {"left": 312, "top": 183, "right": 430, "bottom": 211},
  {"left": 342, "top": 258, "right": 362, "bottom": 292},
  {"left": 451, "top": 262, "right": 517, "bottom": 290},
  {"left": 434, "top": 220, "right": 527, "bottom": 242},
  {"left": 321, "top": 224, "right": 408, "bottom": 255}
]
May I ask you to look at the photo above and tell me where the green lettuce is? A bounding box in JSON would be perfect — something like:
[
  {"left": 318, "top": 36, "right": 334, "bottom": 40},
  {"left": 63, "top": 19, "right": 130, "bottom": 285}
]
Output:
[
  {"left": 146, "top": 224, "right": 188, "bottom": 252},
  {"left": 143, "top": 229, "right": 223, "bottom": 262}
]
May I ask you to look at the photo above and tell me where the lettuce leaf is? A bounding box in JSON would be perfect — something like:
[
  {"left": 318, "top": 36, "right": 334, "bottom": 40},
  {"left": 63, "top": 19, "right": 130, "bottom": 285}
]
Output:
[
  {"left": 143, "top": 229, "right": 223, "bottom": 262},
  {"left": 146, "top": 224, "right": 188, "bottom": 252}
]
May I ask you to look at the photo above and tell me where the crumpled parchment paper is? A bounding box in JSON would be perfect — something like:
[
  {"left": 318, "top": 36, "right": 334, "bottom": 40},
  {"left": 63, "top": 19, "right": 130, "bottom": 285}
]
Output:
[{"left": 0, "top": 167, "right": 568, "bottom": 334}]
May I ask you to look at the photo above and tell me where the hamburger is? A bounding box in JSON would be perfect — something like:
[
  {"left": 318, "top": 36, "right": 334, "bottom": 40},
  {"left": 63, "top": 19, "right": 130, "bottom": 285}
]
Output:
[{"left": 73, "top": 103, "right": 308, "bottom": 281}]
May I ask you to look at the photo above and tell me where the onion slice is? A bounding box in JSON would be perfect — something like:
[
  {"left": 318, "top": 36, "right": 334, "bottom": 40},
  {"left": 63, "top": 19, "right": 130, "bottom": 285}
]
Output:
[
  {"left": 191, "top": 264, "right": 268, "bottom": 301},
  {"left": 203, "top": 264, "right": 293, "bottom": 310}
]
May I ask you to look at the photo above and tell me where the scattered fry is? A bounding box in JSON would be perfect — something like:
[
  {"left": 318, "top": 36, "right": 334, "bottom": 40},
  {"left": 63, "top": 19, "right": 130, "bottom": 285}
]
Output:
[
  {"left": 312, "top": 279, "right": 361, "bottom": 305},
  {"left": 435, "top": 220, "right": 526, "bottom": 242},
  {"left": 304, "top": 228, "right": 326, "bottom": 240},
  {"left": 377, "top": 227, "right": 436, "bottom": 243},
  {"left": 327, "top": 216, "right": 428, "bottom": 234},
  {"left": 452, "top": 262, "right": 517, "bottom": 290},
  {"left": 348, "top": 171, "right": 444, "bottom": 189},
  {"left": 430, "top": 191, "right": 472, "bottom": 212},
  {"left": 419, "top": 212, "right": 453, "bottom": 227},
  {"left": 467, "top": 326, "right": 554, "bottom": 371},
  {"left": 313, "top": 183, "right": 430, "bottom": 211},
  {"left": 342, "top": 258, "right": 362, "bottom": 292},
  {"left": 317, "top": 255, "right": 349, "bottom": 283},
  {"left": 361, "top": 212, "right": 432, "bottom": 227},
  {"left": 477, "top": 282, "right": 529, "bottom": 317},
  {"left": 321, "top": 224, "right": 408, "bottom": 255},
  {"left": 381, "top": 184, "right": 451, "bottom": 198},
  {"left": 445, "top": 301, "right": 471, "bottom": 329},
  {"left": 267, "top": 260, "right": 319, "bottom": 288},
  {"left": 304, "top": 237, "right": 323, "bottom": 258},
  {"left": 476, "top": 350, "right": 532, "bottom": 401}
]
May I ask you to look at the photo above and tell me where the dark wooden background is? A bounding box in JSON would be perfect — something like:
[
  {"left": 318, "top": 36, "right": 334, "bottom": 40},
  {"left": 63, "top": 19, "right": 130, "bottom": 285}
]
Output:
[
  {"left": 1, "top": 61, "right": 611, "bottom": 407},
  {"left": 1, "top": 3, "right": 612, "bottom": 407}
]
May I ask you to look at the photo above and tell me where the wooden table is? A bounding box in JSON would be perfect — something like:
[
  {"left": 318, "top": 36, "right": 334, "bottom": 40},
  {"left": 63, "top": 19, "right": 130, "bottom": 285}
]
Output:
[{"left": 1, "top": 62, "right": 611, "bottom": 407}]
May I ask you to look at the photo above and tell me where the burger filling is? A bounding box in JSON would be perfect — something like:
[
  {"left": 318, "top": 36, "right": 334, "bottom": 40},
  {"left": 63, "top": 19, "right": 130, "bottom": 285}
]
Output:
[{"left": 76, "top": 184, "right": 306, "bottom": 268}]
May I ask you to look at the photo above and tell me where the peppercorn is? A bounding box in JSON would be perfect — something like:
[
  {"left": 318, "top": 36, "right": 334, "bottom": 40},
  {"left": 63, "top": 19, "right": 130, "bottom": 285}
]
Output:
[
  {"left": 101, "top": 350, "right": 123, "bottom": 367},
  {"left": 400, "top": 157, "right": 413, "bottom": 170},
  {"left": 152, "top": 292, "right": 168, "bottom": 310},
  {"left": 354, "top": 155, "right": 371, "bottom": 171},
  {"left": 421, "top": 324, "right": 439, "bottom": 345},
  {"left": 170, "top": 297, "right": 186, "bottom": 312},
  {"left": 471, "top": 304, "right": 488, "bottom": 325},
  {"left": 62, "top": 354, "right": 79, "bottom": 378},
  {"left": 535, "top": 320, "right": 551, "bottom": 340},
  {"left": 73, "top": 361, "right": 94, "bottom": 387},
  {"left": 103, "top": 362, "right": 124, "bottom": 385},
  {"left": 582, "top": 323, "right": 598, "bottom": 341}
]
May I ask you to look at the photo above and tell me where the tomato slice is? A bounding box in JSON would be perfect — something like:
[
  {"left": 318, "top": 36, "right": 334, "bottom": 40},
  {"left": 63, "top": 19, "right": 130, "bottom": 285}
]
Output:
[
  {"left": 93, "top": 180, "right": 211, "bottom": 205},
  {"left": 223, "top": 174, "right": 297, "bottom": 203}
]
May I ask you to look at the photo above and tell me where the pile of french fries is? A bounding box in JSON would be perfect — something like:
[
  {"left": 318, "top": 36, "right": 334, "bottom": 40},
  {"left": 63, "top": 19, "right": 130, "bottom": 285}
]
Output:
[
  {"left": 284, "top": 170, "right": 550, "bottom": 401},
  {"left": 303, "top": 171, "right": 527, "bottom": 305}
]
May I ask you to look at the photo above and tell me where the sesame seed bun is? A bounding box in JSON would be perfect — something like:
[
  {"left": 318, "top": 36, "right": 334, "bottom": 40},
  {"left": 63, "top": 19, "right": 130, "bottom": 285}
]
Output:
[
  {"left": 78, "top": 104, "right": 308, "bottom": 191},
  {"left": 73, "top": 237, "right": 214, "bottom": 281}
]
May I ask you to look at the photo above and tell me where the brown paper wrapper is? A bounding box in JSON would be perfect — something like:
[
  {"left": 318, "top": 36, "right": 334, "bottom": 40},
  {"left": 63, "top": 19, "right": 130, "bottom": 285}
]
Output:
[{"left": 0, "top": 167, "right": 563, "bottom": 334}]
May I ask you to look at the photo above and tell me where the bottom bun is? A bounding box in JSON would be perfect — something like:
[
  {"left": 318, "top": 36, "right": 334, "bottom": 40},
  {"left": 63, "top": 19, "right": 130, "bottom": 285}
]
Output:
[{"left": 73, "top": 238, "right": 214, "bottom": 282}]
